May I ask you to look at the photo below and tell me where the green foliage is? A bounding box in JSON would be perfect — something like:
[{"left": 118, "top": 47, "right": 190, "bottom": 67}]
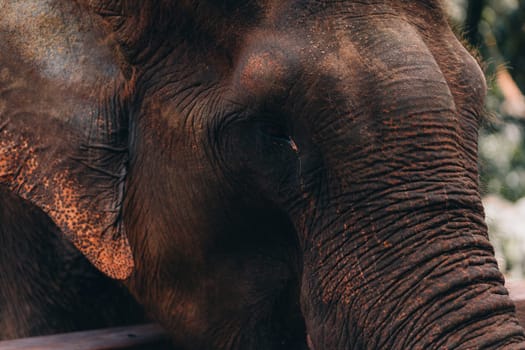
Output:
[
  {"left": 447, "top": 0, "right": 525, "bottom": 201},
  {"left": 479, "top": 121, "right": 525, "bottom": 201}
]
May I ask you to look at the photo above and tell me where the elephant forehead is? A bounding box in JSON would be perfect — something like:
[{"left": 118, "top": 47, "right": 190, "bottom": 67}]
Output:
[{"left": 321, "top": 20, "right": 454, "bottom": 106}]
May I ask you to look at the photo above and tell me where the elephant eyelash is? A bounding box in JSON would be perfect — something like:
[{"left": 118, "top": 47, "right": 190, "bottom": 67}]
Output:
[{"left": 289, "top": 138, "right": 299, "bottom": 153}]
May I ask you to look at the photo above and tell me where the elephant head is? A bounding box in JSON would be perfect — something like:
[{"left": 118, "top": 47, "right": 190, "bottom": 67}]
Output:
[{"left": 1, "top": 0, "right": 524, "bottom": 349}]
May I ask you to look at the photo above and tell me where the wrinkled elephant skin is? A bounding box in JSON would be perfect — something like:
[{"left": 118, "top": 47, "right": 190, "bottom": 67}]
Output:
[{"left": 0, "top": 1, "right": 524, "bottom": 349}]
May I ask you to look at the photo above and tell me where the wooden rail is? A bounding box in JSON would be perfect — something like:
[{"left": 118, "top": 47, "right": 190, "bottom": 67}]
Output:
[
  {"left": 1, "top": 282, "right": 525, "bottom": 350},
  {"left": 0, "top": 324, "right": 170, "bottom": 350}
]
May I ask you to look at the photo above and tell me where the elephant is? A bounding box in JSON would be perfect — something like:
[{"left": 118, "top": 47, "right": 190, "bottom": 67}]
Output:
[{"left": 1, "top": 0, "right": 524, "bottom": 349}]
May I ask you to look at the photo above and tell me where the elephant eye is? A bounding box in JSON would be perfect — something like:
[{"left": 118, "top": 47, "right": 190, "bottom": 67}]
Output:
[
  {"left": 259, "top": 121, "right": 289, "bottom": 140},
  {"left": 257, "top": 120, "right": 298, "bottom": 152}
]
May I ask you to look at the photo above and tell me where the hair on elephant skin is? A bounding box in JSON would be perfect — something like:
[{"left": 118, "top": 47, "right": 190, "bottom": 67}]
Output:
[{"left": 1, "top": 0, "right": 525, "bottom": 349}]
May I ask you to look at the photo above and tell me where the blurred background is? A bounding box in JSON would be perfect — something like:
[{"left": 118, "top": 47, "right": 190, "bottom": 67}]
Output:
[{"left": 446, "top": 0, "right": 525, "bottom": 279}]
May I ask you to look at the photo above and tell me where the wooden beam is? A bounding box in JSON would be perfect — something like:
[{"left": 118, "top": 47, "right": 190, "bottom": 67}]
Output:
[{"left": 0, "top": 324, "right": 170, "bottom": 350}]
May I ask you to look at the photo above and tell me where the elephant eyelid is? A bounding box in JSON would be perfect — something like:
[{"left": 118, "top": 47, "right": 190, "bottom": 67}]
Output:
[{"left": 258, "top": 121, "right": 289, "bottom": 139}]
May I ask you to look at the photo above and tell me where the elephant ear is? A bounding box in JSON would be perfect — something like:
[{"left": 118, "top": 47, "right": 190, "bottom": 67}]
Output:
[{"left": 0, "top": 1, "right": 134, "bottom": 279}]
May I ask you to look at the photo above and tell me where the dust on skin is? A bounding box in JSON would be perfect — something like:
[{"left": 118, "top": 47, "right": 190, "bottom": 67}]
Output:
[
  {"left": 236, "top": 36, "right": 300, "bottom": 98},
  {"left": 0, "top": 131, "right": 35, "bottom": 188},
  {"left": 44, "top": 172, "right": 133, "bottom": 279},
  {"left": 0, "top": 127, "right": 132, "bottom": 279},
  {"left": 0, "top": 138, "right": 20, "bottom": 184},
  {"left": 0, "top": 128, "right": 133, "bottom": 279},
  {"left": 0, "top": 138, "right": 133, "bottom": 278}
]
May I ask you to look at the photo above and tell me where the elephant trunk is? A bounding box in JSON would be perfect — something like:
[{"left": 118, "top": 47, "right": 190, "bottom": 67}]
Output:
[
  {"left": 299, "top": 183, "right": 525, "bottom": 349},
  {"left": 286, "top": 16, "right": 525, "bottom": 348}
]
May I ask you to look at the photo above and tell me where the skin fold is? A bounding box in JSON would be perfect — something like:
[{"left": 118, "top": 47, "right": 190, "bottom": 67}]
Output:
[{"left": 0, "top": 0, "right": 524, "bottom": 349}]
